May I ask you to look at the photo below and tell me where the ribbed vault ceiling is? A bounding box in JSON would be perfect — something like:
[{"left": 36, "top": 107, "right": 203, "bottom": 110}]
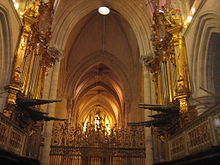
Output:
[
  {"left": 51, "top": 0, "right": 153, "bottom": 56},
  {"left": 55, "top": 1, "right": 144, "bottom": 126},
  {"left": 73, "top": 64, "right": 121, "bottom": 126}
]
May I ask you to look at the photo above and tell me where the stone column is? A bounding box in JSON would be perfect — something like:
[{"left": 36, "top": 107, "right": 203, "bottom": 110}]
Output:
[
  {"left": 40, "top": 61, "right": 61, "bottom": 165},
  {"left": 143, "top": 67, "right": 154, "bottom": 165}
]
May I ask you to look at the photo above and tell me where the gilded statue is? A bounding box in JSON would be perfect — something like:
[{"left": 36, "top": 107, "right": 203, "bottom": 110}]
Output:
[
  {"left": 162, "top": 6, "right": 182, "bottom": 27},
  {"left": 24, "top": 0, "right": 41, "bottom": 17}
]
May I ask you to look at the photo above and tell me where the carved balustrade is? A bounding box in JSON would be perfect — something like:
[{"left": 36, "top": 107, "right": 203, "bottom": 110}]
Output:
[
  {"left": 0, "top": 112, "right": 43, "bottom": 159},
  {"left": 167, "top": 106, "right": 220, "bottom": 161},
  {"left": 0, "top": 112, "right": 26, "bottom": 155}
]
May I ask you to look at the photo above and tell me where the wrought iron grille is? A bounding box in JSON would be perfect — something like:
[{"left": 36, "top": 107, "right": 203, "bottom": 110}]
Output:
[{"left": 49, "top": 122, "right": 146, "bottom": 165}]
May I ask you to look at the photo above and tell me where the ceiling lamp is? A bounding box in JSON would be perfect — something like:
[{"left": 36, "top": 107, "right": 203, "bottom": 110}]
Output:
[{"left": 98, "top": 6, "right": 110, "bottom": 15}]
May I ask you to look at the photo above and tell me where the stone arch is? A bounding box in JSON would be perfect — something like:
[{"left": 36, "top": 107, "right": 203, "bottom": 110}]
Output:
[
  {"left": 191, "top": 12, "right": 220, "bottom": 95},
  {"left": 189, "top": 11, "right": 220, "bottom": 114},
  {"left": 0, "top": 6, "right": 12, "bottom": 111}
]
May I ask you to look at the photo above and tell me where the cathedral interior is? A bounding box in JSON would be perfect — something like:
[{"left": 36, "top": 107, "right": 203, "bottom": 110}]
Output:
[{"left": 0, "top": 0, "right": 220, "bottom": 165}]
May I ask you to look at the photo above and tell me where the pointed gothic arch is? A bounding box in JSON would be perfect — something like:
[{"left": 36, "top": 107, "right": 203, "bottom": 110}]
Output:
[{"left": 0, "top": 6, "right": 12, "bottom": 110}]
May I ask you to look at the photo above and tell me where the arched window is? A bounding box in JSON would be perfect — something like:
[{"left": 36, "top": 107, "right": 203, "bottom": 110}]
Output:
[{"left": 208, "top": 33, "right": 220, "bottom": 101}]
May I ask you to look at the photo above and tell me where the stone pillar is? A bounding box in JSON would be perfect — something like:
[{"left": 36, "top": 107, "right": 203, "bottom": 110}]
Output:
[
  {"left": 40, "top": 61, "right": 61, "bottom": 165},
  {"left": 143, "top": 68, "right": 154, "bottom": 165}
]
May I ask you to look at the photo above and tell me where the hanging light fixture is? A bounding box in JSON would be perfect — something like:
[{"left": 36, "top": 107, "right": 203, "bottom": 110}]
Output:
[{"left": 98, "top": 6, "right": 110, "bottom": 15}]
